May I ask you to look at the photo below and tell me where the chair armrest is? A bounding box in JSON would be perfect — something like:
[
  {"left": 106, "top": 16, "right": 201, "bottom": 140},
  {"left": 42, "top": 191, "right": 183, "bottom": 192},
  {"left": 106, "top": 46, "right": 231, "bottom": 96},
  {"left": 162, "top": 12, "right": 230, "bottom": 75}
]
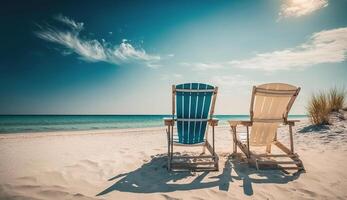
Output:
[
  {"left": 163, "top": 118, "right": 174, "bottom": 126},
  {"left": 228, "top": 120, "right": 252, "bottom": 127},
  {"left": 285, "top": 119, "right": 300, "bottom": 126},
  {"left": 208, "top": 118, "right": 219, "bottom": 126}
]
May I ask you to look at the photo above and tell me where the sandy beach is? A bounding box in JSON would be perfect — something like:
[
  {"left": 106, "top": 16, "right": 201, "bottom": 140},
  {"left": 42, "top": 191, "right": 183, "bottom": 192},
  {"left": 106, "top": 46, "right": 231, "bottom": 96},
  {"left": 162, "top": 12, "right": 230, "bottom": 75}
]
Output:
[
  {"left": 2, "top": 0, "right": 347, "bottom": 199},
  {"left": 1, "top": 117, "right": 347, "bottom": 200}
]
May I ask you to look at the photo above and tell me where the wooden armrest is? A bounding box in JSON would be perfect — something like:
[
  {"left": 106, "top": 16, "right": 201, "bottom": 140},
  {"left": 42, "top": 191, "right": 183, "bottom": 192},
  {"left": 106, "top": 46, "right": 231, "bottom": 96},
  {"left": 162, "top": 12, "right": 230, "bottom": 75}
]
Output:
[
  {"left": 163, "top": 118, "right": 174, "bottom": 126},
  {"left": 285, "top": 119, "right": 300, "bottom": 126},
  {"left": 228, "top": 120, "right": 252, "bottom": 127},
  {"left": 208, "top": 118, "right": 219, "bottom": 126}
]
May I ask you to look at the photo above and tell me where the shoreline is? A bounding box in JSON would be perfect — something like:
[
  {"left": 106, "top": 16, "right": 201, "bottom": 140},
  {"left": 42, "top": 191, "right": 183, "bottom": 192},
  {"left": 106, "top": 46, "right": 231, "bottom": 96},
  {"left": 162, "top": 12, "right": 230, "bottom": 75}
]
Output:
[
  {"left": 0, "top": 126, "right": 166, "bottom": 139},
  {"left": 0, "top": 119, "right": 311, "bottom": 139},
  {"left": 0, "top": 117, "right": 309, "bottom": 137},
  {"left": 0, "top": 115, "right": 308, "bottom": 135},
  {"left": 0, "top": 125, "right": 232, "bottom": 139}
]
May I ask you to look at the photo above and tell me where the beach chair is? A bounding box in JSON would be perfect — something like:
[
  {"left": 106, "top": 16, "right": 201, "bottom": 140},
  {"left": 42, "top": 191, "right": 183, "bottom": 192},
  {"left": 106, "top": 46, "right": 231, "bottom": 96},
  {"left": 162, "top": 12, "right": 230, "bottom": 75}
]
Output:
[
  {"left": 229, "top": 83, "right": 304, "bottom": 171},
  {"left": 164, "top": 83, "right": 219, "bottom": 171}
]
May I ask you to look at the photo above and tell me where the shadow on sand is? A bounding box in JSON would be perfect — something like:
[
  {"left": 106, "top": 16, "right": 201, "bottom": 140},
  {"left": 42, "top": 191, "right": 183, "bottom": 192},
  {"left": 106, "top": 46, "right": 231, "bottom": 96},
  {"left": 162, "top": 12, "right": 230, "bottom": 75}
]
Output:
[
  {"left": 226, "top": 154, "right": 302, "bottom": 195},
  {"left": 298, "top": 124, "right": 330, "bottom": 133},
  {"left": 97, "top": 153, "right": 302, "bottom": 196}
]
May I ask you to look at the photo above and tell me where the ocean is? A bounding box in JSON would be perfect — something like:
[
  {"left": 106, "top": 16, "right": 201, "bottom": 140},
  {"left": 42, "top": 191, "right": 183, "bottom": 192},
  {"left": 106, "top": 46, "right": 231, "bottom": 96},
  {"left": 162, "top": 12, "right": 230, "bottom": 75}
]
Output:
[{"left": 0, "top": 115, "right": 307, "bottom": 134}]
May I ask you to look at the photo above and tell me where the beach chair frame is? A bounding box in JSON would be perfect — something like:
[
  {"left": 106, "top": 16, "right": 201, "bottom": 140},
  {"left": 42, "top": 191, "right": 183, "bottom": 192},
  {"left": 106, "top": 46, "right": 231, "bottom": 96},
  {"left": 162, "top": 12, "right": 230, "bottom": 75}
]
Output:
[
  {"left": 229, "top": 83, "right": 305, "bottom": 171},
  {"left": 164, "top": 84, "right": 219, "bottom": 171}
]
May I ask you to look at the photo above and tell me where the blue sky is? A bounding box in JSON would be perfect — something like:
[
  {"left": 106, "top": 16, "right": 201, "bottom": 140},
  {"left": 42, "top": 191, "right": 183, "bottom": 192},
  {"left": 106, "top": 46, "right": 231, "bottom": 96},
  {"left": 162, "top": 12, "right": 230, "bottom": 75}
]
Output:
[{"left": 0, "top": 0, "right": 346, "bottom": 114}]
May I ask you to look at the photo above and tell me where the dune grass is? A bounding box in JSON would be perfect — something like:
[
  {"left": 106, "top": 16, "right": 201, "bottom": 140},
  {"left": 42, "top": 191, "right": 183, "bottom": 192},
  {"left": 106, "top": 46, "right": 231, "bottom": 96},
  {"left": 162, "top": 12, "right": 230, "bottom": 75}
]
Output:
[
  {"left": 307, "top": 87, "right": 346, "bottom": 125},
  {"left": 307, "top": 92, "right": 330, "bottom": 125},
  {"left": 328, "top": 87, "right": 346, "bottom": 112}
]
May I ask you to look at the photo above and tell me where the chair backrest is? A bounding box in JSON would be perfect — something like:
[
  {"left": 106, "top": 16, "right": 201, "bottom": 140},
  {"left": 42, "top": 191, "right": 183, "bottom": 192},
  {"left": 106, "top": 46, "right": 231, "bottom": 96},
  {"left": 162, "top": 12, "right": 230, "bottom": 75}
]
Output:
[
  {"left": 249, "top": 83, "right": 300, "bottom": 146},
  {"left": 172, "top": 83, "right": 218, "bottom": 144}
]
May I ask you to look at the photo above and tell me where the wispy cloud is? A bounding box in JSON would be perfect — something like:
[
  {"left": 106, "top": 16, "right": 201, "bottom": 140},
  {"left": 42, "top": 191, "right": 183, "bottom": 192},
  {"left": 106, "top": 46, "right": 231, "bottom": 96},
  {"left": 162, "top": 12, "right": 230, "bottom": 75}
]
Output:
[
  {"left": 55, "top": 14, "right": 84, "bottom": 31},
  {"left": 229, "top": 27, "right": 347, "bottom": 70},
  {"left": 182, "top": 27, "right": 347, "bottom": 71},
  {"left": 279, "top": 0, "right": 328, "bottom": 19},
  {"left": 35, "top": 14, "right": 161, "bottom": 67},
  {"left": 211, "top": 74, "right": 255, "bottom": 87},
  {"left": 180, "top": 62, "right": 225, "bottom": 71},
  {"left": 211, "top": 74, "right": 257, "bottom": 94},
  {"left": 160, "top": 73, "right": 183, "bottom": 81}
]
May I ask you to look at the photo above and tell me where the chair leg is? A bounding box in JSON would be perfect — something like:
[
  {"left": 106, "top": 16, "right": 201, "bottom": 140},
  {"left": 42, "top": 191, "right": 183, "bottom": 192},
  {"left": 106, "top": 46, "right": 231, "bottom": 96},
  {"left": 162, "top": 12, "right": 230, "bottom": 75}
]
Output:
[
  {"left": 203, "top": 125, "right": 210, "bottom": 154},
  {"left": 246, "top": 126, "right": 250, "bottom": 158},
  {"left": 212, "top": 125, "right": 219, "bottom": 171},
  {"left": 214, "top": 154, "right": 219, "bottom": 170},
  {"left": 231, "top": 128, "right": 237, "bottom": 154},
  {"left": 289, "top": 125, "right": 294, "bottom": 153},
  {"left": 255, "top": 159, "right": 259, "bottom": 170},
  {"left": 233, "top": 140, "right": 237, "bottom": 154},
  {"left": 166, "top": 127, "right": 171, "bottom": 171}
]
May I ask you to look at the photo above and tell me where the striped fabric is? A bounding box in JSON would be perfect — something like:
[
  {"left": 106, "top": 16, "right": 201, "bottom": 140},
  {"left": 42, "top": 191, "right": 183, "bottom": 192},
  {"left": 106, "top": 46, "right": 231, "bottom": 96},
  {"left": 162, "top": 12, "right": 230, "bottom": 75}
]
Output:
[{"left": 175, "top": 83, "right": 214, "bottom": 144}]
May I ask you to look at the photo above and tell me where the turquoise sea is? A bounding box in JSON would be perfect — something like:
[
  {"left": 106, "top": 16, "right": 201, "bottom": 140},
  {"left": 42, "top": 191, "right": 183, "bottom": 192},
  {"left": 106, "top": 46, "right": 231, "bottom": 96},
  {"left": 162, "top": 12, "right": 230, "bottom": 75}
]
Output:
[{"left": 0, "top": 115, "right": 307, "bottom": 134}]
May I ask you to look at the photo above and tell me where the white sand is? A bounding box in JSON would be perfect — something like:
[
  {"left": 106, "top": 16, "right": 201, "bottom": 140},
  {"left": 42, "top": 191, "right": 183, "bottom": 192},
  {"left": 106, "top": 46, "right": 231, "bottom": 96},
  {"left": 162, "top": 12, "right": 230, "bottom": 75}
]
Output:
[{"left": 1, "top": 119, "right": 347, "bottom": 200}]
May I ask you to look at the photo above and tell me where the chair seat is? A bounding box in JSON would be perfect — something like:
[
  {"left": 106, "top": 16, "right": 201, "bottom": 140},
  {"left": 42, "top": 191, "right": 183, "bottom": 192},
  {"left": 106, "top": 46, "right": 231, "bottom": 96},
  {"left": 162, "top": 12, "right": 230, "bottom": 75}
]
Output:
[{"left": 237, "top": 132, "right": 272, "bottom": 146}]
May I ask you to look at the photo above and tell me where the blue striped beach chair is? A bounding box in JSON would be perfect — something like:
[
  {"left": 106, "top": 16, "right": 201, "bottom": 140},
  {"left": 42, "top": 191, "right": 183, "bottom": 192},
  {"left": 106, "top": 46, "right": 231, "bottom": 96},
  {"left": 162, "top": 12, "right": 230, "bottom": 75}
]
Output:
[{"left": 164, "top": 83, "right": 219, "bottom": 171}]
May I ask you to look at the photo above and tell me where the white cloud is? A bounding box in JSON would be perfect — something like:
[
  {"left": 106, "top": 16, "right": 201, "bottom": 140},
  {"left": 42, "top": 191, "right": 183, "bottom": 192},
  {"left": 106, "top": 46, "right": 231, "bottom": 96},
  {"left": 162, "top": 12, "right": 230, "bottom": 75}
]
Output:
[
  {"left": 182, "top": 27, "right": 347, "bottom": 71},
  {"left": 35, "top": 15, "right": 161, "bottom": 67},
  {"left": 160, "top": 73, "right": 183, "bottom": 80},
  {"left": 112, "top": 39, "right": 160, "bottom": 62},
  {"left": 55, "top": 14, "right": 84, "bottom": 31},
  {"left": 229, "top": 27, "right": 347, "bottom": 70},
  {"left": 211, "top": 74, "right": 257, "bottom": 94},
  {"left": 180, "top": 62, "right": 225, "bottom": 71},
  {"left": 211, "top": 74, "right": 255, "bottom": 88},
  {"left": 279, "top": 0, "right": 328, "bottom": 19},
  {"left": 146, "top": 63, "right": 162, "bottom": 68}
]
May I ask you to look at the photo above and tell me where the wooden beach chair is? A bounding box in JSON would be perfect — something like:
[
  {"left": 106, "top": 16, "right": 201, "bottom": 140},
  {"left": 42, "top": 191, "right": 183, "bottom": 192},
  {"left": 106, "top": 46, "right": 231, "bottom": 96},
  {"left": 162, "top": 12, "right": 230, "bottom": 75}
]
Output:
[
  {"left": 229, "top": 83, "right": 304, "bottom": 171},
  {"left": 164, "top": 83, "right": 219, "bottom": 171}
]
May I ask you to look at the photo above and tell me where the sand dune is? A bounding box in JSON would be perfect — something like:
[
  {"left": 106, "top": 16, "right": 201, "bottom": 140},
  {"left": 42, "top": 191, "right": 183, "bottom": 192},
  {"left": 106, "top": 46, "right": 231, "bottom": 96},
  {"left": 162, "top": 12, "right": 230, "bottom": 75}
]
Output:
[{"left": 1, "top": 118, "right": 347, "bottom": 200}]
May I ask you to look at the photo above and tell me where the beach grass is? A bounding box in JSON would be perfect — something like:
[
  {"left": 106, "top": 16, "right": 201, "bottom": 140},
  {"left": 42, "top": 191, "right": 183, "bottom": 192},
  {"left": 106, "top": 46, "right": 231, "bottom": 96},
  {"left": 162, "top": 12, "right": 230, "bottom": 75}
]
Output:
[
  {"left": 307, "top": 87, "right": 346, "bottom": 125},
  {"left": 328, "top": 87, "right": 346, "bottom": 112},
  {"left": 307, "top": 92, "right": 330, "bottom": 125}
]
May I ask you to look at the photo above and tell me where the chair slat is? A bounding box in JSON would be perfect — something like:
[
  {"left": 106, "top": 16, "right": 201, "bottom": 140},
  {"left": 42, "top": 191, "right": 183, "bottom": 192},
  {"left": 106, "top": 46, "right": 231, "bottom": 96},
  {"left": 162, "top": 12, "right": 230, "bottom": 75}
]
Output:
[
  {"left": 177, "top": 119, "right": 208, "bottom": 122},
  {"left": 176, "top": 84, "right": 183, "bottom": 143},
  {"left": 200, "top": 85, "right": 213, "bottom": 142},
  {"left": 175, "top": 89, "right": 215, "bottom": 92},
  {"left": 183, "top": 83, "right": 190, "bottom": 143},
  {"left": 195, "top": 84, "right": 206, "bottom": 143},
  {"left": 189, "top": 83, "right": 199, "bottom": 143}
]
